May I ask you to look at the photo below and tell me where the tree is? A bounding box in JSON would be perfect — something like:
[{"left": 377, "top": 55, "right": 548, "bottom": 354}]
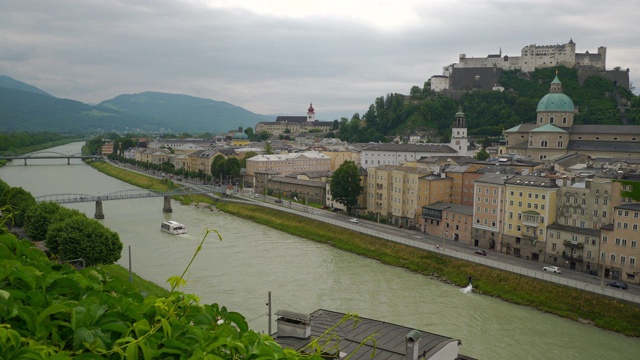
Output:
[
  {"left": 244, "top": 127, "right": 254, "bottom": 140},
  {"left": 211, "top": 155, "right": 226, "bottom": 178},
  {"left": 224, "top": 157, "right": 241, "bottom": 180},
  {"left": 475, "top": 148, "right": 490, "bottom": 161},
  {"left": 24, "top": 202, "right": 63, "bottom": 241},
  {"left": 46, "top": 215, "right": 122, "bottom": 266},
  {"left": 329, "top": 160, "right": 363, "bottom": 214},
  {"left": 0, "top": 187, "right": 37, "bottom": 227},
  {"left": 264, "top": 141, "right": 274, "bottom": 154}
]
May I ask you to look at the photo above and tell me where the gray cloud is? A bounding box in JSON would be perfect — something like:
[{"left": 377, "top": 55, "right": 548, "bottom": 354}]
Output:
[{"left": 1, "top": 0, "right": 638, "bottom": 122}]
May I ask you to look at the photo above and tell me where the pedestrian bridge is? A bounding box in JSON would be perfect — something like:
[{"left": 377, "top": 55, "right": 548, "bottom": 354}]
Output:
[
  {"left": 36, "top": 187, "right": 219, "bottom": 219},
  {"left": 0, "top": 151, "right": 101, "bottom": 165}
]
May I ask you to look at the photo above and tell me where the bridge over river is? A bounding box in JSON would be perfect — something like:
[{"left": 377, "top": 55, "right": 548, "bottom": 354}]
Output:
[
  {"left": 36, "top": 187, "right": 221, "bottom": 219},
  {"left": 0, "top": 151, "right": 101, "bottom": 165}
]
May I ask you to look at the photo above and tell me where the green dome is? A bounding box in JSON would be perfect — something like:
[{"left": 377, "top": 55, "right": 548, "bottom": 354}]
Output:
[
  {"left": 536, "top": 93, "right": 574, "bottom": 112},
  {"left": 233, "top": 132, "right": 248, "bottom": 139}
]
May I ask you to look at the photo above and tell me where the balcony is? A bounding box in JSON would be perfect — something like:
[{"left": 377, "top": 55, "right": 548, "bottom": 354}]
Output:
[
  {"left": 522, "top": 211, "right": 540, "bottom": 228},
  {"left": 562, "top": 251, "right": 584, "bottom": 263},
  {"left": 563, "top": 240, "right": 584, "bottom": 249}
]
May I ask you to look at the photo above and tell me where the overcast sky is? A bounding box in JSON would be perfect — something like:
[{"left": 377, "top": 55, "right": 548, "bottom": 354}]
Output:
[{"left": 2, "top": 0, "right": 639, "bottom": 121}]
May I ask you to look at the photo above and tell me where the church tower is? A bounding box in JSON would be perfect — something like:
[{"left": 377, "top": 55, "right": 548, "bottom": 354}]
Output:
[
  {"left": 307, "top": 103, "right": 315, "bottom": 122},
  {"left": 450, "top": 108, "right": 471, "bottom": 156}
]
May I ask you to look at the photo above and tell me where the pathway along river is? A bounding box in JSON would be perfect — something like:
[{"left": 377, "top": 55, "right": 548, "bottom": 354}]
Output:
[{"left": 1, "top": 143, "right": 638, "bottom": 359}]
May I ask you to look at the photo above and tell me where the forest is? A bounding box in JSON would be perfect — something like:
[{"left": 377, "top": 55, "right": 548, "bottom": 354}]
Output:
[{"left": 336, "top": 66, "right": 640, "bottom": 144}]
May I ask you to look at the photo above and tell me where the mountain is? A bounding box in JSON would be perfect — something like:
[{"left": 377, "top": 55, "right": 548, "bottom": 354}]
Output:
[
  {"left": 97, "top": 92, "right": 274, "bottom": 133},
  {"left": 0, "top": 76, "right": 274, "bottom": 134},
  {"left": 0, "top": 75, "right": 54, "bottom": 97}
]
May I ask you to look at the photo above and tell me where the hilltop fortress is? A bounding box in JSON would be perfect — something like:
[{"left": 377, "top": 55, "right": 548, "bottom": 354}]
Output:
[{"left": 430, "top": 39, "right": 630, "bottom": 95}]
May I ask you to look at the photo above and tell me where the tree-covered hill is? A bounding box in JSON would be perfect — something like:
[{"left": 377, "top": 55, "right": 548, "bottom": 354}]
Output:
[
  {"left": 0, "top": 76, "right": 274, "bottom": 134},
  {"left": 339, "top": 66, "right": 640, "bottom": 143},
  {"left": 97, "top": 92, "right": 274, "bottom": 134}
]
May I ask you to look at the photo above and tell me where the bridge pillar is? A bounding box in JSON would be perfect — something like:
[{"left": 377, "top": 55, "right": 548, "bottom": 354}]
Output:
[
  {"left": 67, "top": 157, "right": 70, "bottom": 165},
  {"left": 95, "top": 200, "right": 105, "bottom": 219},
  {"left": 163, "top": 196, "right": 173, "bottom": 213},
  {"left": 24, "top": 159, "right": 27, "bottom": 166}
]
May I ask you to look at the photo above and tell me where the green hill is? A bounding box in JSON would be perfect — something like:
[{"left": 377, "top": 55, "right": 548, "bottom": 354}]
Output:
[
  {"left": 0, "top": 75, "right": 54, "bottom": 97},
  {"left": 338, "top": 67, "right": 640, "bottom": 143},
  {"left": 0, "top": 76, "right": 274, "bottom": 134},
  {"left": 97, "top": 92, "right": 274, "bottom": 133}
]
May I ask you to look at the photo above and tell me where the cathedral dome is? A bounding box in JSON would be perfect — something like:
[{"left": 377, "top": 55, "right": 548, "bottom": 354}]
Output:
[
  {"left": 536, "top": 75, "right": 574, "bottom": 112},
  {"left": 233, "top": 132, "right": 248, "bottom": 139},
  {"left": 536, "top": 93, "right": 575, "bottom": 112}
]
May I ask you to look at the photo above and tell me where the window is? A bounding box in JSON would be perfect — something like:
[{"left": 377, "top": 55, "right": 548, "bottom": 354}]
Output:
[
  {"left": 611, "top": 254, "right": 616, "bottom": 262},
  {"left": 622, "top": 239, "right": 628, "bottom": 246},
  {"left": 517, "top": 225, "right": 521, "bottom": 232},
  {"left": 615, "top": 238, "right": 621, "bottom": 246},
  {"left": 594, "top": 210, "right": 598, "bottom": 217},
  {"left": 621, "top": 256, "right": 626, "bottom": 265},
  {"left": 552, "top": 243, "right": 557, "bottom": 251},
  {"left": 631, "top": 258, "right": 636, "bottom": 267},
  {"left": 603, "top": 236, "right": 608, "bottom": 243},
  {"left": 632, "top": 241, "right": 637, "bottom": 248}
]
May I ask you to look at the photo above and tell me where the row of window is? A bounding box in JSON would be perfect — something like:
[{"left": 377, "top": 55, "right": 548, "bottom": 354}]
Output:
[
  {"left": 617, "top": 209, "right": 640, "bottom": 218},
  {"left": 509, "top": 191, "right": 547, "bottom": 199},
  {"left": 604, "top": 253, "right": 637, "bottom": 267}
]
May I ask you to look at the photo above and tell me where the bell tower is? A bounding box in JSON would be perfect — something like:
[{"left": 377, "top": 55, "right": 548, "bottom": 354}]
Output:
[
  {"left": 450, "top": 107, "right": 470, "bottom": 156},
  {"left": 307, "top": 103, "right": 315, "bottom": 122}
]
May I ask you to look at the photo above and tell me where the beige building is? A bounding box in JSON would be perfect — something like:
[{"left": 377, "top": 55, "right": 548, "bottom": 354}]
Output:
[
  {"left": 601, "top": 203, "right": 640, "bottom": 284},
  {"left": 246, "top": 151, "right": 331, "bottom": 177},
  {"left": 255, "top": 104, "right": 334, "bottom": 137},
  {"left": 320, "top": 150, "right": 361, "bottom": 170},
  {"left": 545, "top": 178, "right": 622, "bottom": 273}
]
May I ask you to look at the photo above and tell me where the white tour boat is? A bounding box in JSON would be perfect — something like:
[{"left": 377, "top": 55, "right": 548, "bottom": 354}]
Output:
[{"left": 160, "top": 220, "right": 187, "bottom": 235}]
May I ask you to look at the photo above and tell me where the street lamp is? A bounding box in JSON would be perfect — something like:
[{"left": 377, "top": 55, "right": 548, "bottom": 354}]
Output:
[
  {"left": 443, "top": 231, "right": 448, "bottom": 250},
  {"left": 600, "top": 251, "right": 606, "bottom": 289}
]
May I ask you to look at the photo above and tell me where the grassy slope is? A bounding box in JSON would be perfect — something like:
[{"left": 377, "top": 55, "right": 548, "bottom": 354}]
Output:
[{"left": 88, "top": 160, "right": 640, "bottom": 337}]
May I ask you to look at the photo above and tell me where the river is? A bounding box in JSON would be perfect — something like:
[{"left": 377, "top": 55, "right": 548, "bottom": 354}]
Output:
[{"left": 1, "top": 142, "right": 639, "bottom": 359}]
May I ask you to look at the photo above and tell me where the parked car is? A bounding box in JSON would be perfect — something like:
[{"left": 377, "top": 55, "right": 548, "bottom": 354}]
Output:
[
  {"left": 349, "top": 218, "right": 359, "bottom": 224},
  {"left": 275, "top": 199, "right": 282, "bottom": 204},
  {"left": 474, "top": 249, "right": 487, "bottom": 256},
  {"left": 543, "top": 266, "right": 561, "bottom": 273},
  {"left": 606, "top": 281, "right": 628, "bottom": 290}
]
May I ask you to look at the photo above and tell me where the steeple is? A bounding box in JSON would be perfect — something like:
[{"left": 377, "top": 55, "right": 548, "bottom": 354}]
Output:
[
  {"left": 550, "top": 69, "right": 563, "bottom": 94},
  {"left": 306, "top": 103, "right": 315, "bottom": 122}
]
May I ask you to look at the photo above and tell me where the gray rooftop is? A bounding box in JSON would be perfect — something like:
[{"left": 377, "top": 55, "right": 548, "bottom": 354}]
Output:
[
  {"left": 363, "top": 143, "right": 457, "bottom": 153},
  {"left": 273, "top": 309, "right": 471, "bottom": 360},
  {"left": 547, "top": 223, "right": 601, "bottom": 237},
  {"left": 475, "top": 173, "right": 516, "bottom": 185},
  {"left": 567, "top": 140, "right": 640, "bottom": 153},
  {"left": 506, "top": 175, "right": 559, "bottom": 188},
  {"left": 570, "top": 124, "right": 640, "bottom": 134}
]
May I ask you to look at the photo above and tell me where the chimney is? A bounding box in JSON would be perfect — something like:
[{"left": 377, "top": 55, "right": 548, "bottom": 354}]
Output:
[
  {"left": 405, "top": 330, "right": 422, "bottom": 360},
  {"left": 274, "top": 310, "right": 311, "bottom": 339}
]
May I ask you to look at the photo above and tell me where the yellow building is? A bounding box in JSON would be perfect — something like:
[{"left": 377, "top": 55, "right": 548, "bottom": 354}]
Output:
[
  {"left": 366, "top": 165, "right": 432, "bottom": 228},
  {"left": 502, "top": 175, "right": 559, "bottom": 259}
]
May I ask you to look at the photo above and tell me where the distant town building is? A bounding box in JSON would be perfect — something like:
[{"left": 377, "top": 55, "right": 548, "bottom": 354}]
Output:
[{"left": 255, "top": 104, "right": 334, "bottom": 137}]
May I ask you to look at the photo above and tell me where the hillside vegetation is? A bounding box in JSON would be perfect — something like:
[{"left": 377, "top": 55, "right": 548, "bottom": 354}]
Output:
[
  {"left": 338, "top": 67, "right": 640, "bottom": 143},
  {"left": 0, "top": 76, "right": 273, "bottom": 134}
]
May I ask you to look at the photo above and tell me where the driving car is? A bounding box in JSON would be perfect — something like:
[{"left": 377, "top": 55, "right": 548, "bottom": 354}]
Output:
[
  {"left": 606, "top": 281, "right": 628, "bottom": 290},
  {"left": 349, "top": 218, "right": 359, "bottom": 224},
  {"left": 274, "top": 199, "right": 282, "bottom": 203},
  {"left": 474, "top": 249, "right": 487, "bottom": 256},
  {"left": 543, "top": 266, "right": 561, "bottom": 273}
]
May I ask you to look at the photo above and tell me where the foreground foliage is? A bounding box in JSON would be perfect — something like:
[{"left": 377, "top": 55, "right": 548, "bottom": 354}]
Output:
[{"left": 0, "top": 233, "right": 323, "bottom": 359}]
